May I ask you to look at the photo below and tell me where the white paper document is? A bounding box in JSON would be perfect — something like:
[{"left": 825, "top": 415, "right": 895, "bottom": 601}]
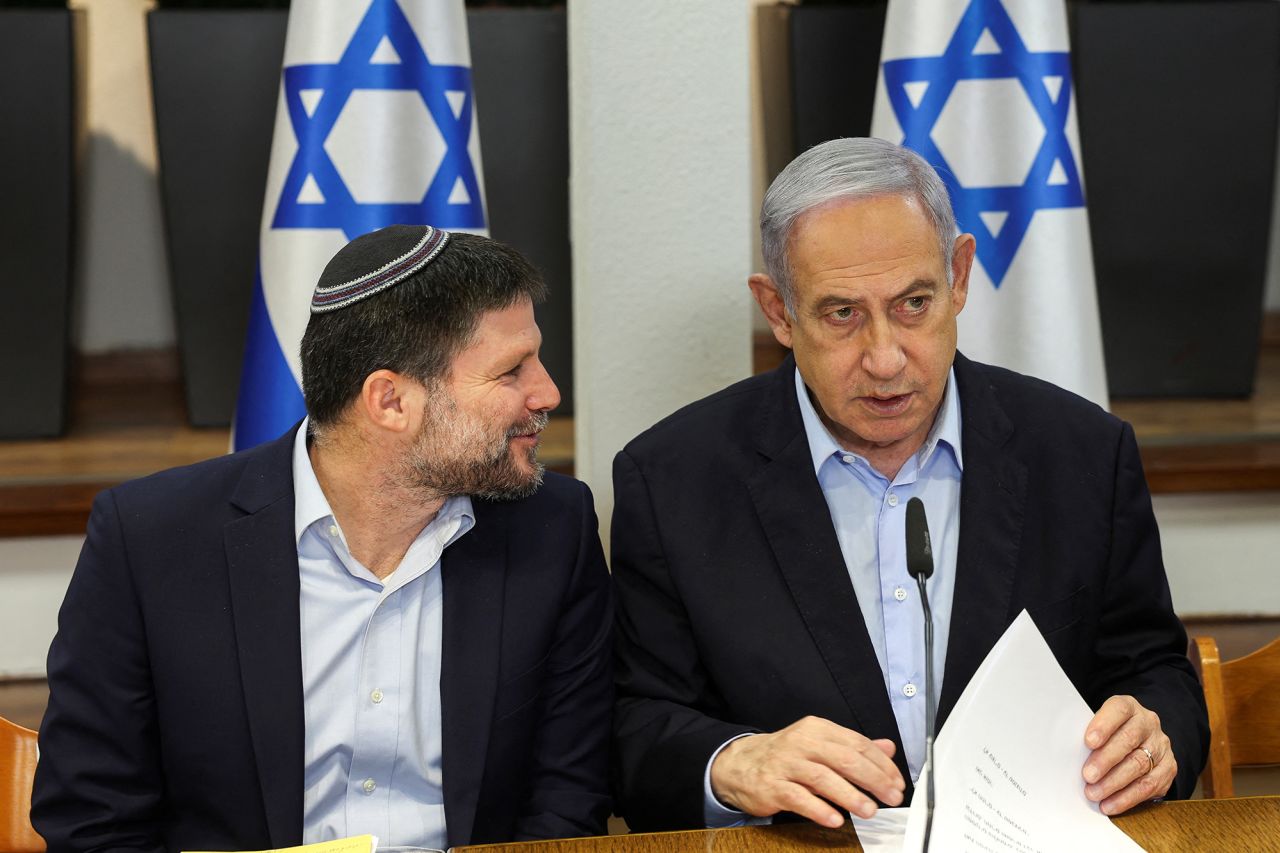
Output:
[
  {"left": 898, "top": 611, "right": 1145, "bottom": 853},
  {"left": 852, "top": 807, "right": 910, "bottom": 852}
]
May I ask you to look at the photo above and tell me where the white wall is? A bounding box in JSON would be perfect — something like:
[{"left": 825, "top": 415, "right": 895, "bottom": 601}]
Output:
[
  {"left": 568, "top": 1, "right": 755, "bottom": 529},
  {"left": 0, "top": 537, "right": 82, "bottom": 678},
  {"left": 1155, "top": 491, "right": 1280, "bottom": 616}
]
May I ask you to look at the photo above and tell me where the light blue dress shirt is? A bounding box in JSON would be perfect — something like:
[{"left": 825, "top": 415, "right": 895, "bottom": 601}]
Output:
[
  {"left": 704, "top": 368, "right": 963, "bottom": 824},
  {"left": 293, "top": 423, "right": 475, "bottom": 849},
  {"left": 795, "top": 366, "right": 962, "bottom": 783}
]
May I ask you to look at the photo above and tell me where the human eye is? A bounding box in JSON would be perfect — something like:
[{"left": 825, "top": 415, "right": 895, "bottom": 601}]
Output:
[
  {"left": 902, "top": 295, "right": 930, "bottom": 314},
  {"left": 827, "top": 305, "right": 856, "bottom": 324}
]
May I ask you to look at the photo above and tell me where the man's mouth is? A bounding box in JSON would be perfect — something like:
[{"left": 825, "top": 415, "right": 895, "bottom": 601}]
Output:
[
  {"left": 859, "top": 393, "right": 913, "bottom": 416},
  {"left": 507, "top": 412, "right": 550, "bottom": 442}
]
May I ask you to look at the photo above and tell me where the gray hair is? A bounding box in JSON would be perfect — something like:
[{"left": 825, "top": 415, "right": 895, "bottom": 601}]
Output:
[{"left": 760, "top": 137, "right": 958, "bottom": 315}]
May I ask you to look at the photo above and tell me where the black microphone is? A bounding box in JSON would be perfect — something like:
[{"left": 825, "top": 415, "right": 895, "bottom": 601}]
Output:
[{"left": 905, "top": 497, "right": 936, "bottom": 852}]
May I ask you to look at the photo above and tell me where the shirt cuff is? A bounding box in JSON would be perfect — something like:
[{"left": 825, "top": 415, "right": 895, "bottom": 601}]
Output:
[{"left": 702, "top": 733, "right": 774, "bottom": 828}]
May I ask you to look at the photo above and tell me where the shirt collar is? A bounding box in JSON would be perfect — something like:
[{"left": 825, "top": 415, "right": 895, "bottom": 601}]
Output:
[
  {"left": 794, "top": 364, "right": 964, "bottom": 478},
  {"left": 291, "top": 418, "right": 475, "bottom": 546},
  {"left": 293, "top": 419, "right": 332, "bottom": 545}
]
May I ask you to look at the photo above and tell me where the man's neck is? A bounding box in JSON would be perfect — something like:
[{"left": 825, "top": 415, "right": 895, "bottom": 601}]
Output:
[
  {"left": 308, "top": 435, "right": 446, "bottom": 579},
  {"left": 861, "top": 443, "right": 923, "bottom": 481},
  {"left": 845, "top": 435, "right": 923, "bottom": 481},
  {"left": 813, "top": 398, "right": 937, "bottom": 481}
]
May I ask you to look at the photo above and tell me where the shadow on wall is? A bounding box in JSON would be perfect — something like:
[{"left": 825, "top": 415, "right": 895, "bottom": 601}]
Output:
[{"left": 72, "top": 130, "right": 174, "bottom": 355}]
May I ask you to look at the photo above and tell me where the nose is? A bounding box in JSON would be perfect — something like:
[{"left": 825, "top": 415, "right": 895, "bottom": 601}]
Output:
[
  {"left": 526, "top": 357, "right": 562, "bottom": 414},
  {"left": 861, "top": 319, "right": 907, "bottom": 381}
]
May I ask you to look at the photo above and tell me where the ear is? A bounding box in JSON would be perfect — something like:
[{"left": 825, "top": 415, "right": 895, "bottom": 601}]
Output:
[
  {"left": 357, "top": 369, "right": 419, "bottom": 435},
  {"left": 748, "top": 273, "right": 794, "bottom": 349},
  {"left": 949, "top": 233, "right": 976, "bottom": 316}
]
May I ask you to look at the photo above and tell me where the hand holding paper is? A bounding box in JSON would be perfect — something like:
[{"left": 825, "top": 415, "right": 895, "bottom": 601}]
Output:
[
  {"left": 1083, "top": 695, "right": 1176, "bottom": 814},
  {"left": 902, "top": 611, "right": 1148, "bottom": 852}
]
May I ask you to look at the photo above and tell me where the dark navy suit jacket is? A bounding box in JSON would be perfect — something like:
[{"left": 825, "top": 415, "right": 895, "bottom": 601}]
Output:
[
  {"left": 611, "top": 353, "right": 1208, "bottom": 831},
  {"left": 33, "top": 425, "right": 613, "bottom": 852}
]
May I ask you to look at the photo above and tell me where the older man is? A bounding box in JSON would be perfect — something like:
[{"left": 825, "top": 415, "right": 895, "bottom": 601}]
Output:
[
  {"left": 611, "top": 138, "right": 1207, "bottom": 832},
  {"left": 34, "top": 226, "right": 612, "bottom": 851}
]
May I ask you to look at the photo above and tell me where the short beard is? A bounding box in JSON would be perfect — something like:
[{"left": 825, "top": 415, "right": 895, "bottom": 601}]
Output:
[{"left": 402, "top": 384, "right": 548, "bottom": 502}]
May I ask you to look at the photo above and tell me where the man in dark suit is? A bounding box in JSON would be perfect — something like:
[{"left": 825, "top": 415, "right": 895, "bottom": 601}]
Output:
[
  {"left": 34, "top": 226, "right": 612, "bottom": 852},
  {"left": 611, "top": 138, "right": 1207, "bottom": 832}
]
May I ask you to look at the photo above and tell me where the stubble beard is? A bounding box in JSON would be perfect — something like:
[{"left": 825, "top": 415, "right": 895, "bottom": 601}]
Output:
[{"left": 402, "top": 383, "right": 548, "bottom": 501}]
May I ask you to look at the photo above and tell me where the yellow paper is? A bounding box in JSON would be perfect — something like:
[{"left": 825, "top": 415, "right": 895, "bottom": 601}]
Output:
[{"left": 185, "top": 834, "right": 377, "bottom": 853}]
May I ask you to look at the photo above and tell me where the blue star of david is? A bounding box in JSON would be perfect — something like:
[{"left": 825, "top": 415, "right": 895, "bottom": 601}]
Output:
[
  {"left": 882, "top": 0, "right": 1084, "bottom": 286},
  {"left": 272, "top": 0, "right": 485, "bottom": 241}
]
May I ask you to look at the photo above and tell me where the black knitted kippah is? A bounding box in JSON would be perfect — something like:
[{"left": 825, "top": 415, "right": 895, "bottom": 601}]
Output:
[{"left": 310, "top": 224, "right": 450, "bottom": 313}]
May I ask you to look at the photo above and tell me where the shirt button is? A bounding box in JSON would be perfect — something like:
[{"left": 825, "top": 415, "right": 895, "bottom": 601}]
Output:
[
  {"left": 887, "top": 493, "right": 899, "bottom": 507},
  {"left": 371, "top": 688, "right": 384, "bottom": 704},
  {"left": 894, "top": 586, "right": 908, "bottom": 602},
  {"left": 903, "top": 683, "right": 917, "bottom": 698},
  {"left": 362, "top": 778, "right": 377, "bottom": 794},
  {"left": 328, "top": 524, "right": 339, "bottom": 537},
  {"left": 842, "top": 454, "right": 855, "bottom": 465}
]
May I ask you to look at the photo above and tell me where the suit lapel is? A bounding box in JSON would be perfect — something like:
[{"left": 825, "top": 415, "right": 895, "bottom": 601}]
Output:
[
  {"left": 224, "top": 428, "right": 305, "bottom": 848},
  {"left": 440, "top": 502, "right": 507, "bottom": 847},
  {"left": 938, "top": 354, "right": 1026, "bottom": 727},
  {"left": 746, "top": 359, "right": 905, "bottom": 772}
]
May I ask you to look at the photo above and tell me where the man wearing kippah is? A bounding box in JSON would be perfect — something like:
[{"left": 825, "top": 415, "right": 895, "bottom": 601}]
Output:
[{"left": 33, "top": 226, "right": 612, "bottom": 852}]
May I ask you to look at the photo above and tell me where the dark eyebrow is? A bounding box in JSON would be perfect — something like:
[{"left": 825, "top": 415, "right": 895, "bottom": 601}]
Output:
[
  {"left": 808, "top": 278, "right": 942, "bottom": 314},
  {"left": 897, "top": 279, "right": 943, "bottom": 299},
  {"left": 810, "top": 293, "right": 859, "bottom": 314}
]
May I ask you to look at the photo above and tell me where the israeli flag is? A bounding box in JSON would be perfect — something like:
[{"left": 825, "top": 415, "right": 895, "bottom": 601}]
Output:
[
  {"left": 871, "top": 0, "right": 1108, "bottom": 409},
  {"left": 233, "top": 0, "right": 487, "bottom": 451}
]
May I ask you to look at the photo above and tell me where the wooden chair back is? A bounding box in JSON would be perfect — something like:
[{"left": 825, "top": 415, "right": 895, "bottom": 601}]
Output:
[
  {"left": 1190, "top": 635, "right": 1280, "bottom": 798},
  {"left": 0, "top": 715, "right": 44, "bottom": 853}
]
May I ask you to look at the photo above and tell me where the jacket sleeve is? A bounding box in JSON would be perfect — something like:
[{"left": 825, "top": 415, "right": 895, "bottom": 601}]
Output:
[
  {"left": 32, "top": 489, "right": 167, "bottom": 853},
  {"left": 513, "top": 481, "right": 615, "bottom": 841},
  {"left": 1087, "top": 422, "right": 1209, "bottom": 799},
  {"left": 610, "top": 449, "right": 757, "bottom": 832}
]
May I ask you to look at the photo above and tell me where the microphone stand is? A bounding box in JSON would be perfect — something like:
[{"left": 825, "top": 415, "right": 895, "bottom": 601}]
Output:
[
  {"left": 916, "top": 570, "right": 935, "bottom": 853},
  {"left": 905, "top": 497, "right": 936, "bottom": 852}
]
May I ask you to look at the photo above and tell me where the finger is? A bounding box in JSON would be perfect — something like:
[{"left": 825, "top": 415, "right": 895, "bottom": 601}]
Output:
[
  {"left": 1084, "top": 695, "right": 1139, "bottom": 751},
  {"left": 810, "top": 727, "right": 905, "bottom": 784},
  {"left": 870, "top": 738, "right": 898, "bottom": 758},
  {"left": 1098, "top": 750, "right": 1176, "bottom": 816},
  {"left": 820, "top": 740, "right": 906, "bottom": 805},
  {"left": 786, "top": 719, "right": 905, "bottom": 801},
  {"left": 770, "top": 779, "right": 851, "bottom": 829},
  {"left": 1086, "top": 743, "right": 1156, "bottom": 803},
  {"left": 1088, "top": 729, "right": 1174, "bottom": 810},
  {"left": 1083, "top": 710, "right": 1154, "bottom": 785},
  {"left": 794, "top": 762, "right": 886, "bottom": 820}
]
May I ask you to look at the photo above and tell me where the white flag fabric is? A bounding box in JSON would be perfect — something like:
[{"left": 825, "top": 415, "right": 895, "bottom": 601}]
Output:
[
  {"left": 233, "top": 0, "right": 487, "bottom": 450},
  {"left": 871, "top": 0, "right": 1109, "bottom": 409}
]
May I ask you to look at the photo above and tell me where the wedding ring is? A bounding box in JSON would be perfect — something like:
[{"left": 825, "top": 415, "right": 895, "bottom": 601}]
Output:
[{"left": 1140, "top": 746, "right": 1155, "bottom": 774}]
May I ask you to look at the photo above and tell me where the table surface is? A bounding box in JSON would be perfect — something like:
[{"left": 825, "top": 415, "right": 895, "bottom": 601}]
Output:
[{"left": 454, "top": 796, "right": 1280, "bottom": 852}]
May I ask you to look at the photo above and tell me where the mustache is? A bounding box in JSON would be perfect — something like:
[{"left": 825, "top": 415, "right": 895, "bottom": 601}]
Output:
[{"left": 506, "top": 411, "right": 550, "bottom": 438}]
